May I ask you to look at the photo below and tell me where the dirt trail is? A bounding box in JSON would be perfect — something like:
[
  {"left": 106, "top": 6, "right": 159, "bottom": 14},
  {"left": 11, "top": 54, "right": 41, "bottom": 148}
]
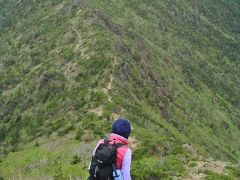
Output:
[
  {"left": 103, "top": 57, "right": 117, "bottom": 102},
  {"left": 71, "top": 17, "right": 82, "bottom": 52}
]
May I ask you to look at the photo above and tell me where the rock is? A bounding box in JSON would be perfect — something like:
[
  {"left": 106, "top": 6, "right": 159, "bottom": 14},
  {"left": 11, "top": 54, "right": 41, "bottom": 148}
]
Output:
[
  {"left": 236, "top": 161, "right": 240, "bottom": 169},
  {"left": 182, "top": 144, "right": 197, "bottom": 156}
]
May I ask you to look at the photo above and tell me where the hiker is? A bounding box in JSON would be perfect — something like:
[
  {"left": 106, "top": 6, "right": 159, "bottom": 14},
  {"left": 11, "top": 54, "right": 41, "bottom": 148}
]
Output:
[{"left": 88, "top": 118, "right": 132, "bottom": 180}]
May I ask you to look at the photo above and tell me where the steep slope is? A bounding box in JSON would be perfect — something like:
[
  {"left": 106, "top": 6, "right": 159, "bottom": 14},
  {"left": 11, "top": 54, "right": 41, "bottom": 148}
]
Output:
[{"left": 0, "top": 0, "right": 240, "bottom": 179}]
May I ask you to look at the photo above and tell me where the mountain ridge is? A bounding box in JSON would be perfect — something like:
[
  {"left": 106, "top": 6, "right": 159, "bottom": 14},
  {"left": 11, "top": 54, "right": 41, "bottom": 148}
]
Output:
[{"left": 0, "top": 0, "right": 240, "bottom": 179}]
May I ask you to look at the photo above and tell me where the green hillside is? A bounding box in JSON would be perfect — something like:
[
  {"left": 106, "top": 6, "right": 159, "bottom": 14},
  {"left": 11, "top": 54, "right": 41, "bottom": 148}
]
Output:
[{"left": 0, "top": 0, "right": 239, "bottom": 179}]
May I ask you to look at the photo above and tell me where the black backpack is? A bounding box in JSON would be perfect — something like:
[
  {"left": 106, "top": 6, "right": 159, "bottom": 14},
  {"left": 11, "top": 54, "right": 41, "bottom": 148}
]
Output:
[{"left": 88, "top": 139, "right": 123, "bottom": 180}]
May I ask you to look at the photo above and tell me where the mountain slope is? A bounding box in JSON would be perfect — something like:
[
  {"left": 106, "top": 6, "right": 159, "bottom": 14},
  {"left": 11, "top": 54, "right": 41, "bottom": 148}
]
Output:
[{"left": 0, "top": 0, "right": 240, "bottom": 179}]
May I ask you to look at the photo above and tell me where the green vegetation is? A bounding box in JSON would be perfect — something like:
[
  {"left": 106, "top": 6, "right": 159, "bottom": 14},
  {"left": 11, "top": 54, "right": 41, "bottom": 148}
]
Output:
[
  {"left": 204, "top": 170, "right": 234, "bottom": 180},
  {"left": 0, "top": 0, "right": 239, "bottom": 179}
]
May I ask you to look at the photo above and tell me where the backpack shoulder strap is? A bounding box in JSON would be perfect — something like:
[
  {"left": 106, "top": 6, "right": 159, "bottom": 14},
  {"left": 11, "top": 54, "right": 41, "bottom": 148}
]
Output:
[
  {"left": 103, "top": 138, "right": 126, "bottom": 149},
  {"left": 103, "top": 138, "right": 110, "bottom": 145},
  {"left": 113, "top": 143, "right": 124, "bottom": 149}
]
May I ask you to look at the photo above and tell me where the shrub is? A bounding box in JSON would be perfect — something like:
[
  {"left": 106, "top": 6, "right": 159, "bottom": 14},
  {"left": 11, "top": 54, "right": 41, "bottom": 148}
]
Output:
[
  {"left": 131, "top": 157, "right": 168, "bottom": 179},
  {"left": 204, "top": 170, "right": 234, "bottom": 180},
  {"left": 75, "top": 128, "right": 84, "bottom": 141},
  {"left": 71, "top": 155, "right": 81, "bottom": 164},
  {"left": 58, "top": 124, "right": 75, "bottom": 137}
]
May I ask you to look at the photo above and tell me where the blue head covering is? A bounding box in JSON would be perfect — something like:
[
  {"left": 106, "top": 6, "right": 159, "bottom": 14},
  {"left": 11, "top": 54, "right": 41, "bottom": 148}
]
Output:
[{"left": 112, "top": 118, "right": 131, "bottom": 139}]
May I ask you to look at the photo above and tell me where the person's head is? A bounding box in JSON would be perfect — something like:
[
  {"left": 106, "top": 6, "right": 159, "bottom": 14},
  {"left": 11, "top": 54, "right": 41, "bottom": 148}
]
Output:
[{"left": 112, "top": 118, "right": 131, "bottom": 139}]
